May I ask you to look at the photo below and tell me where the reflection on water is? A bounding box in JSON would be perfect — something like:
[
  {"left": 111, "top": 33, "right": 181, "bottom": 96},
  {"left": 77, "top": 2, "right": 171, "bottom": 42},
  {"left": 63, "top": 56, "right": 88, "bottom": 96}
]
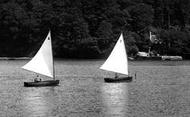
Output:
[
  {"left": 23, "top": 87, "right": 57, "bottom": 117},
  {"left": 101, "top": 83, "right": 129, "bottom": 117}
]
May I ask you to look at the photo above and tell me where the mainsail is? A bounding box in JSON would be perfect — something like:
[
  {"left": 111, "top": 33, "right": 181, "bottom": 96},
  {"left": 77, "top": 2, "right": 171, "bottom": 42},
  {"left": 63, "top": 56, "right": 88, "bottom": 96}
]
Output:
[
  {"left": 100, "top": 33, "right": 128, "bottom": 75},
  {"left": 22, "top": 31, "right": 54, "bottom": 78}
]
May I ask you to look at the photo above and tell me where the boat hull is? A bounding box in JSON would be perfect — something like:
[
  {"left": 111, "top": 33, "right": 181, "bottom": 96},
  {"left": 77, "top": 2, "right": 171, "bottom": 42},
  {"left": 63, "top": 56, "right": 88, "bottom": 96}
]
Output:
[
  {"left": 104, "top": 76, "right": 132, "bottom": 83},
  {"left": 24, "top": 80, "right": 59, "bottom": 87}
]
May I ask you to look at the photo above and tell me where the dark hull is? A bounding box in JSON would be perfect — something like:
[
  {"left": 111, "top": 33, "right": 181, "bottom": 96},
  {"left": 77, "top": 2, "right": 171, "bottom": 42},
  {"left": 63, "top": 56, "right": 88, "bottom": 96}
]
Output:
[
  {"left": 104, "top": 76, "right": 132, "bottom": 83},
  {"left": 24, "top": 80, "right": 59, "bottom": 87}
]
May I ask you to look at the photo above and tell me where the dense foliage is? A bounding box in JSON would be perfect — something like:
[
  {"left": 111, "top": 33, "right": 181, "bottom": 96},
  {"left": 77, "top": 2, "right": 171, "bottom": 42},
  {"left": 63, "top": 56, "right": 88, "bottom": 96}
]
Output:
[{"left": 1, "top": 0, "right": 190, "bottom": 58}]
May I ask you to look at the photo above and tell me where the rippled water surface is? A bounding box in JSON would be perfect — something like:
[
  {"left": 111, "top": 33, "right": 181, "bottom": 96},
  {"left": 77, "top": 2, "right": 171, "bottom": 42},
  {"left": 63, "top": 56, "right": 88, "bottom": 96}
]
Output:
[{"left": 0, "top": 60, "right": 190, "bottom": 117}]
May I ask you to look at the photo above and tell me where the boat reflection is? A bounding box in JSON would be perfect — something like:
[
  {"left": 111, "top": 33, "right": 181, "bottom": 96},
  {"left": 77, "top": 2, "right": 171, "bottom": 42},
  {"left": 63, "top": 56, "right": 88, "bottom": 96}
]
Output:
[
  {"left": 23, "top": 87, "right": 57, "bottom": 117},
  {"left": 101, "top": 83, "right": 129, "bottom": 117}
]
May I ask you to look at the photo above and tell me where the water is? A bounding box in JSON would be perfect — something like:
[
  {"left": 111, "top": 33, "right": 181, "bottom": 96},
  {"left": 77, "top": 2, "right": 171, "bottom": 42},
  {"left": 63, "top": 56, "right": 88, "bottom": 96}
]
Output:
[{"left": 0, "top": 60, "right": 190, "bottom": 117}]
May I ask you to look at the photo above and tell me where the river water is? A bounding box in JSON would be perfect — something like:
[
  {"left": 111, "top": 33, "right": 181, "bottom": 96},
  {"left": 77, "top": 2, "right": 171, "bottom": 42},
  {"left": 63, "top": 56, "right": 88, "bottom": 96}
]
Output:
[{"left": 0, "top": 60, "right": 189, "bottom": 117}]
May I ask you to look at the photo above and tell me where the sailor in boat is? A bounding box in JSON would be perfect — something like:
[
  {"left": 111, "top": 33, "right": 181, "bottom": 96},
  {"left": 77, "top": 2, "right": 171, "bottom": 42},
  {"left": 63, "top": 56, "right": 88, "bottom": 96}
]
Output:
[
  {"left": 115, "top": 73, "right": 119, "bottom": 79},
  {"left": 34, "top": 75, "right": 42, "bottom": 82}
]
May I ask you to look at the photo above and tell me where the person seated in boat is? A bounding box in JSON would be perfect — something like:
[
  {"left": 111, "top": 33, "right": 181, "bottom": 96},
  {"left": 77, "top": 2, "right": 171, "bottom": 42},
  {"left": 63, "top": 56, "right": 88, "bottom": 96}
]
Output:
[
  {"left": 115, "top": 73, "right": 119, "bottom": 79},
  {"left": 34, "top": 78, "right": 38, "bottom": 82},
  {"left": 34, "top": 78, "right": 42, "bottom": 82},
  {"left": 34, "top": 75, "right": 41, "bottom": 82}
]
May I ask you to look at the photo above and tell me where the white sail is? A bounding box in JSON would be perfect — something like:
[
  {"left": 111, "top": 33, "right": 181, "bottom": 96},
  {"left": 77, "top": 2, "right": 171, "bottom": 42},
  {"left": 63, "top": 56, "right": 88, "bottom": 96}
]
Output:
[
  {"left": 100, "top": 33, "right": 128, "bottom": 75},
  {"left": 22, "top": 31, "right": 54, "bottom": 78}
]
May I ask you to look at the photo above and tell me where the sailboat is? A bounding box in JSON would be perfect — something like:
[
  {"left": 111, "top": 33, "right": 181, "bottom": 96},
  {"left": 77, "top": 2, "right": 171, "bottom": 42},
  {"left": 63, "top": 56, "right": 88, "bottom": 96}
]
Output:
[
  {"left": 100, "top": 33, "right": 132, "bottom": 82},
  {"left": 22, "top": 31, "right": 59, "bottom": 87}
]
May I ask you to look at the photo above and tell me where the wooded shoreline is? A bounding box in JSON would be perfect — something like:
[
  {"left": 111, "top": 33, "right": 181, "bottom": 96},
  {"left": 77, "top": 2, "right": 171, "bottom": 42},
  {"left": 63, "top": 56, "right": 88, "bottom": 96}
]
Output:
[{"left": 1, "top": 0, "right": 190, "bottom": 58}]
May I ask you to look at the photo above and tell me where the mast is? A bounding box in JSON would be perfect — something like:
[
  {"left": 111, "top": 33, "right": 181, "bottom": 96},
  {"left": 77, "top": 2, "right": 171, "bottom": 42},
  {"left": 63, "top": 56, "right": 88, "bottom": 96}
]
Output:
[{"left": 50, "top": 30, "right": 55, "bottom": 80}]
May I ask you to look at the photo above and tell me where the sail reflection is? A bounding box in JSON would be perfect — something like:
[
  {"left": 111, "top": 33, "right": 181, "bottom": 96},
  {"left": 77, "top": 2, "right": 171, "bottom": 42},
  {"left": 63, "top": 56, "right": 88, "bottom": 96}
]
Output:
[
  {"left": 23, "top": 87, "right": 56, "bottom": 117},
  {"left": 101, "top": 83, "right": 129, "bottom": 117}
]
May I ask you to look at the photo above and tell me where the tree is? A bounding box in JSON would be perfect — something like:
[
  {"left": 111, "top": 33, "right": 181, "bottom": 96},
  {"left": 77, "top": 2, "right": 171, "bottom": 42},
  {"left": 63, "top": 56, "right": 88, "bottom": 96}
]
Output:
[
  {"left": 128, "top": 3, "right": 154, "bottom": 32},
  {"left": 0, "top": 1, "right": 30, "bottom": 56}
]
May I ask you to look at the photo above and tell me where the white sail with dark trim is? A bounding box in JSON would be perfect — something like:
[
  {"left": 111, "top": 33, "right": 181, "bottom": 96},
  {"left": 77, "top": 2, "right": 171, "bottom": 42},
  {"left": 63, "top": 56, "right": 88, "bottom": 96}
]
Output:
[
  {"left": 22, "top": 31, "right": 54, "bottom": 78},
  {"left": 100, "top": 33, "right": 128, "bottom": 75}
]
